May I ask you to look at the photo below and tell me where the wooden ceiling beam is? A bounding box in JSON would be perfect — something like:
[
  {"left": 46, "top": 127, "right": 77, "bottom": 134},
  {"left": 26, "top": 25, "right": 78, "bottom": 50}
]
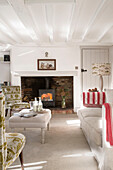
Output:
[
  {"left": 67, "top": 0, "right": 83, "bottom": 42},
  {"left": 7, "top": 0, "right": 39, "bottom": 43},
  {"left": 43, "top": 4, "right": 54, "bottom": 42},
  {"left": 25, "top": 0, "right": 76, "bottom": 4},
  {"left": 0, "top": 30, "right": 15, "bottom": 44},
  {"left": 66, "top": 2, "right": 78, "bottom": 41},
  {"left": 0, "top": 18, "right": 24, "bottom": 43},
  {"left": 82, "top": 0, "right": 106, "bottom": 41},
  {"left": 97, "top": 25, "right": 113, "bottom": 42}
]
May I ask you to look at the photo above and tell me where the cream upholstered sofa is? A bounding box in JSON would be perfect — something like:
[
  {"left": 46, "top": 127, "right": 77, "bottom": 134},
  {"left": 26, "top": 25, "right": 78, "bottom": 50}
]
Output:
[
  {"left": 0, "top": 93, "right": 26, "bottom": 170},
  {"left": 2, "top": 86, "right": 30, "bottom": 116},
  {"left": 77, "top": 91, "right": 113, "bottom": 170}
]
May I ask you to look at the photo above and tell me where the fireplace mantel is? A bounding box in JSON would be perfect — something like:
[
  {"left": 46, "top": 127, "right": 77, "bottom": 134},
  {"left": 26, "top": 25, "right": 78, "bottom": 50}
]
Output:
[
  {"left": 13, "top": 71, "right": 78, "bottom": 77},
  {"left": 11, "top": 70, "right": 78, "bottom": 112}
]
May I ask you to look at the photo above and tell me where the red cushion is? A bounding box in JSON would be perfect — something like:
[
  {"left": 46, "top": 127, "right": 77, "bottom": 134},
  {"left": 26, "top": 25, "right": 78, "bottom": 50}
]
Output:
[{"left": 83, "top": 92, "right": 105, "bottom": 108}]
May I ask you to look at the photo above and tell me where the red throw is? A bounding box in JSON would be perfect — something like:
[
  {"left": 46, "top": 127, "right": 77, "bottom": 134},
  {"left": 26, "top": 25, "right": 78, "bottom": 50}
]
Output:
[
  {"left": 103, "top": 103, "right": 113, "bottom": 146},
  {"left": 103, "top": 92, "right": 105, "bottom": 104}
]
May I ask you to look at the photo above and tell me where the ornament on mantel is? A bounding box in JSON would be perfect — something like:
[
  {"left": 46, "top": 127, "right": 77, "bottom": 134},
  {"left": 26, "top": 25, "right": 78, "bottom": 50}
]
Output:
[{"left": 45, "top": 52, "right": 48, "bottom": 57}]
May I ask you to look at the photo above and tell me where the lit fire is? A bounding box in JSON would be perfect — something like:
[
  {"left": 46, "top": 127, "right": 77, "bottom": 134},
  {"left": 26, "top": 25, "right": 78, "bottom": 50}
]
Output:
[{"left": 41, "top": 93, "right": 53, "bottom": 101}]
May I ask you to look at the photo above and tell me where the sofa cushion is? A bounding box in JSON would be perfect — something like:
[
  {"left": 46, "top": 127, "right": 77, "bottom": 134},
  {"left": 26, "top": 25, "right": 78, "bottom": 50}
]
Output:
[
  {"left": 83, "top": 92, "right": 105, "bottom": 108},
  {"left": 84, "top": 117, "right": 102, "bottom": 146},
  {"left": 77, "top": 107, "right": 102, "bottom": 119}
]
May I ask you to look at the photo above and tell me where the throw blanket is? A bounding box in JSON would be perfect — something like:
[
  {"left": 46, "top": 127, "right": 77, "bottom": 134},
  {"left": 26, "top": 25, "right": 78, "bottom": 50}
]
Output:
[
  {"left": 103, "top": 103, "right": 113, "bottom": 146},
  {"left": 83, "top": 92, "right": 105, "bottom": 107},
  {"left": 14, "top": 109, "right": 37, "bottom": 118}
]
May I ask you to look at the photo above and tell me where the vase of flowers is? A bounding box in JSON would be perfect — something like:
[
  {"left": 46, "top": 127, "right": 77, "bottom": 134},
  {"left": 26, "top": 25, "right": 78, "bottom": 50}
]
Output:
[
  {"left": 62, "top": 96, "right": 66, "bottom": 108},
  {"left": 60, "top": 87, "right": 69, "bottom": 108}
]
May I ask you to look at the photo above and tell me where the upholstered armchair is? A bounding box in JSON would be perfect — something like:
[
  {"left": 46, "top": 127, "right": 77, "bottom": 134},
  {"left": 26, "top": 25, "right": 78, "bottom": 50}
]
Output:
[
  {"left": 2, "top": 86, "right": 30, "bottom": 116},
  {"left": 0, "top": 93, "right": 25, "bottom": 170}
]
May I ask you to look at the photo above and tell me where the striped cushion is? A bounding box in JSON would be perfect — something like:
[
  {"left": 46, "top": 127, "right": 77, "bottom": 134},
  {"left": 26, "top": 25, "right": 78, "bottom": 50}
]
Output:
[{"left": 83, "top": 92, "right": 105, "bottom": 107}]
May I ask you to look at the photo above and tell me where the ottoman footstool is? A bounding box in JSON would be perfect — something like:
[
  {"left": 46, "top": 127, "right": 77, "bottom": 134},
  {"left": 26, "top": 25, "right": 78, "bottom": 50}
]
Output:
[{"left": 9, "top": 109, "right": 51, "bottom": 144}]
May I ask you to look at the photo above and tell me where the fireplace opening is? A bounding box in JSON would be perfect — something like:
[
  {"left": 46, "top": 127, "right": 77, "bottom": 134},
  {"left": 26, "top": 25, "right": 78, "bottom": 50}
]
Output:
[
  {"left": 21, "top": 76, "right": 73, "bottom": 109},
  {"left": 41, "top": 92, "right": 53, "bottom": 101},
  {"left": 39, "top": 89, "right": 55, "bottom": 107}
]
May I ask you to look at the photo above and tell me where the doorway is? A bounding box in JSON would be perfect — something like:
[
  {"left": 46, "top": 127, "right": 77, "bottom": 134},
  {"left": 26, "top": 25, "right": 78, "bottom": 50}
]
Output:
[{"left": 81, "top": 47, "right": 110, "bottom": 92}]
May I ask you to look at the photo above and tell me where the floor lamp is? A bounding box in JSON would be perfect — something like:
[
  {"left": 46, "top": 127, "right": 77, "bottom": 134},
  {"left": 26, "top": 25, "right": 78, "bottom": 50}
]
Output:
[{"left": 92, "top": 63, "right": 111, "bottom": 92}]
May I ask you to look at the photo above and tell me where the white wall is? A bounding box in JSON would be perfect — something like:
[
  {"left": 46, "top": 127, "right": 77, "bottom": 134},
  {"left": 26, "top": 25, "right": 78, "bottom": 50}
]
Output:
[
  {"left": 10, "top": 46, "right": 81, "bottom": 111},
  {"left": 10, "top": 46, "right": 80, "bottom": 71},
  {"left": 9, "top": 45, "right": 113, "bottom": 111},
  {"left": 0, "top": 51, "right": 10, "bottom": 84}
]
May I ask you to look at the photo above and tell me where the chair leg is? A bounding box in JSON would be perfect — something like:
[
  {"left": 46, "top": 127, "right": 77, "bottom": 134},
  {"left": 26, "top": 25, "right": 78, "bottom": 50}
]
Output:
[
  {"left": 5, "top": 109, "right": 8, "bottom": 117},
  {"left": 19, "top": 150, "right": 24, "bottom": 170},
  {"left": 47, "top": 123, "right": 49, "bottom": 131},
  {"left": 41, "top": 128, "right": 45, "bottom": 144},
  {"left": 10, "top": 109, "right": 12, "bottom": 117}
]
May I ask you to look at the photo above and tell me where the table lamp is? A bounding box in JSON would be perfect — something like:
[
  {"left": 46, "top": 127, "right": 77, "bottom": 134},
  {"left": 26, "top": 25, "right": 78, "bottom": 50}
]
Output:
[{"left": 92, "top": 63, "right": 111, "bottom": 91}]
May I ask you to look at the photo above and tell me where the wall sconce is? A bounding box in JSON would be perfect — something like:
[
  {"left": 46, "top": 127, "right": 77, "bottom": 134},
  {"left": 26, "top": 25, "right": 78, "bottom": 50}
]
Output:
[{"left": 45, "top": 52, "right": 48, "bottom": 57}]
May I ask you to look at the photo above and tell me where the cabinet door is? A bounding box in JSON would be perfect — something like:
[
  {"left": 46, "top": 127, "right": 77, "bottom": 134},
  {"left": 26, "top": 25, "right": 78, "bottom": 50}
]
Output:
[{"left": 82, "top": 48, "right": 109, "bottom": 92}]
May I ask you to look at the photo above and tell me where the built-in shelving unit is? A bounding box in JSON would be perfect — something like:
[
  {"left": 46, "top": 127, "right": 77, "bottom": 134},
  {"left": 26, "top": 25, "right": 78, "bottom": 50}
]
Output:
[{"left": 0, "top": 52, "right": 10, "bottom": 84}]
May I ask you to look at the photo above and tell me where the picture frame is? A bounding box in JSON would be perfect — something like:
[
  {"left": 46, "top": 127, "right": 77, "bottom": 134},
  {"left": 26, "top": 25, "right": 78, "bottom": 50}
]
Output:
[{"left": 37, "top": 59, "right": 56, "bottom": 70}]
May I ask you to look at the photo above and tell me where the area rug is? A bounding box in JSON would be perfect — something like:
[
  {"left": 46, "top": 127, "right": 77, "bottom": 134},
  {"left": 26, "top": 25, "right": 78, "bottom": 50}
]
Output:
[{"left": 6, "top": 113, "right": 98, "bottom": 170}]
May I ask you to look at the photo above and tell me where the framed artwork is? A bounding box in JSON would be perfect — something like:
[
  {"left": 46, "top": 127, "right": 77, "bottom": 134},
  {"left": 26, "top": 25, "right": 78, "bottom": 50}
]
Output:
[{"left": 37, "top": 59, "right": 56, "bottom": 70}]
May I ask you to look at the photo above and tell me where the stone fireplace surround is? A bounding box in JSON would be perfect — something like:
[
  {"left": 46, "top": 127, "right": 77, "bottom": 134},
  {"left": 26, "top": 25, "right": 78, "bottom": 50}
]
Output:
[{"left": 21, "top": 76, "right": 73, "bottom": 108}]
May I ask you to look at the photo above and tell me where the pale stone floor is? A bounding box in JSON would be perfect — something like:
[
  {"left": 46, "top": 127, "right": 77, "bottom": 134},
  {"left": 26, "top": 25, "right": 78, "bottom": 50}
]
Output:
[{"left": 6, "top": 113, "right": 98, "bottom": 170}]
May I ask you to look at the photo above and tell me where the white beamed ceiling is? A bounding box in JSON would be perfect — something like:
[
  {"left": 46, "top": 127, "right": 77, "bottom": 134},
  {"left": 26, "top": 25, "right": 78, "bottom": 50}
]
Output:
[{"left": 0, "top": 0, "right": 113, "bottom": 49}]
